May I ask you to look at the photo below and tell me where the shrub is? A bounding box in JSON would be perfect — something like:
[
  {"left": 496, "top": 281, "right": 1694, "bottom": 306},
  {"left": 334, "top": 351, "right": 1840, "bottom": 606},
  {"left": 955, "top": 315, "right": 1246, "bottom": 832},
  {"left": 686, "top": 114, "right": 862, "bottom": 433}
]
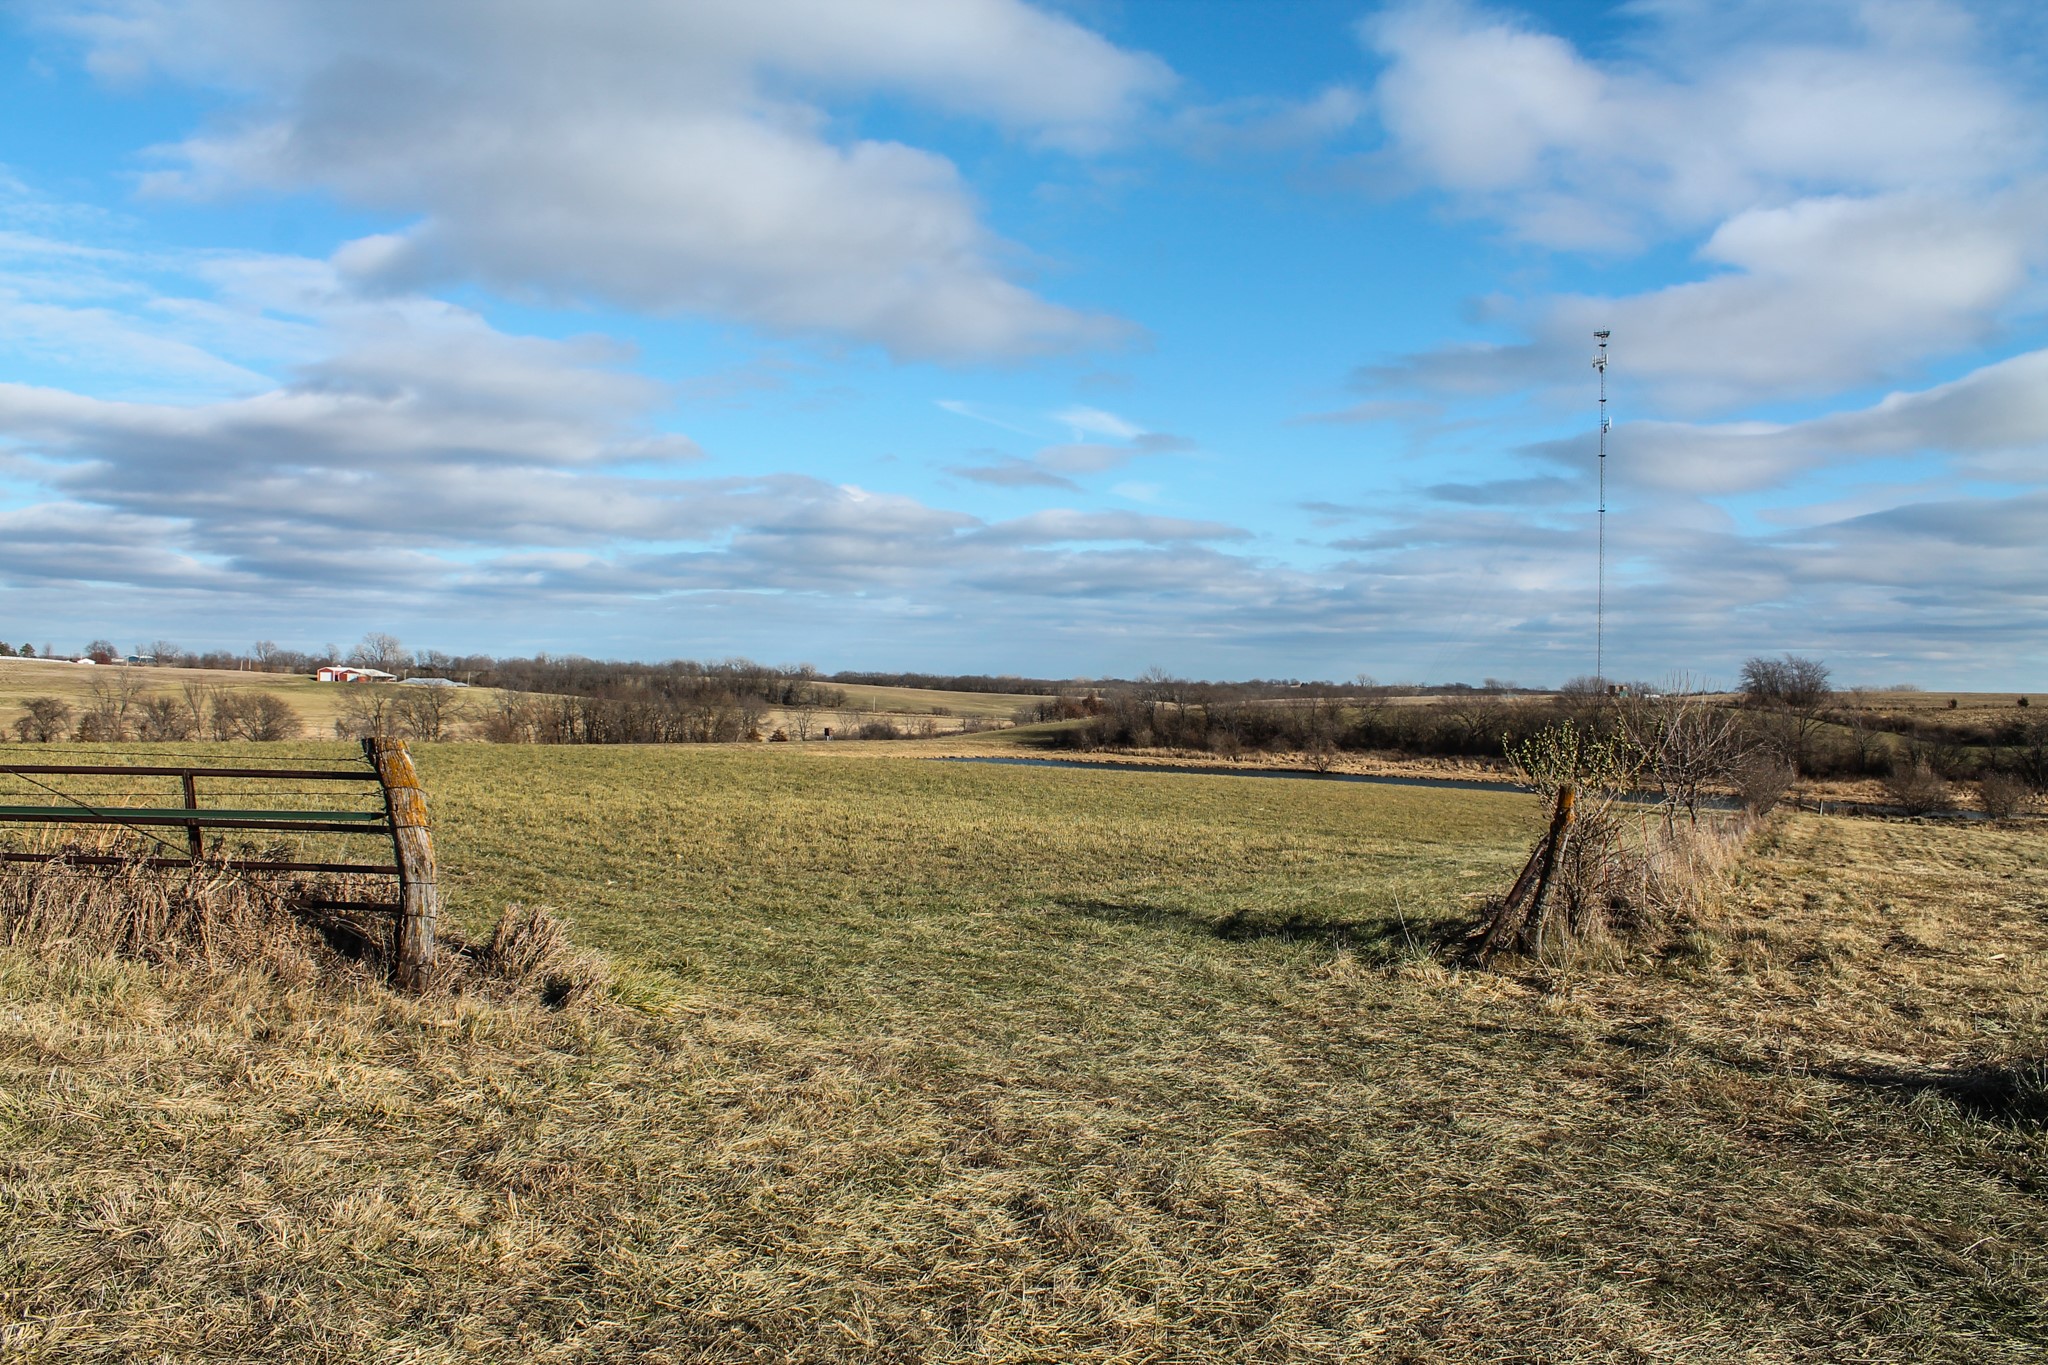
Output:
[
  {"left": 856, "top": 719, "right": 902, "bottom": 740},
  {"left": 134, "top": 695, "right": 196, "bottom": 741},
  {"left": 1886, "top": 759, "right": 1953, "bottom": 815},
  {"left": 12, "top": 698, "right": 73, "bottom": 743},
  {"left": 1979, "top": 772, "right": 2031, "bottom": 819},
  {"left": 1734, "top": 755, "right": 1795, "bottom": 816}
]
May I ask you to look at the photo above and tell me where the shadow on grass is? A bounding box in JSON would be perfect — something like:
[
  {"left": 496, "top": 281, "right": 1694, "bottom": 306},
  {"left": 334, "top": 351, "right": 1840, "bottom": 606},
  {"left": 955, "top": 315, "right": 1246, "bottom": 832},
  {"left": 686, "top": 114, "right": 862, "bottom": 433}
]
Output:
[
  {"left": 1605, "top": 1022, "right": 2048, "bottom": 1131},
  {"left": 1818, "top": 1056, "right": 2048, "bottom": 1128},
  {"left": 1058, "top": 895, "right": 1471, "bottom": 957}
]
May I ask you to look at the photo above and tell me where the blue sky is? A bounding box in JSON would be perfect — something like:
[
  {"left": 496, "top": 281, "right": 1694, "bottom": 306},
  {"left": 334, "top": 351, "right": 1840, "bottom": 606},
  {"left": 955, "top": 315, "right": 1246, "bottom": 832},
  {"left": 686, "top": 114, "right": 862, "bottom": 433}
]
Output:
[{"left": 1, "top": 0, "right": 2044, "bottom": 687}]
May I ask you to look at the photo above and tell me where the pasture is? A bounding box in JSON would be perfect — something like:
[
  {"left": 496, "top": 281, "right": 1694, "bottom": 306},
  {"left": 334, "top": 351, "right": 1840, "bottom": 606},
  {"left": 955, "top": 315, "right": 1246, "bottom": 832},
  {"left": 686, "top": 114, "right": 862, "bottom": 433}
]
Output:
[
  {"left": 0, "top": 658, "right": 1045, "bottom": 743},
  {"left": 2, "top": 742, "right": 2045, "bottom": 1361},
  {"left": 0, "top": 656, "right": 386, "bottom": 735}
]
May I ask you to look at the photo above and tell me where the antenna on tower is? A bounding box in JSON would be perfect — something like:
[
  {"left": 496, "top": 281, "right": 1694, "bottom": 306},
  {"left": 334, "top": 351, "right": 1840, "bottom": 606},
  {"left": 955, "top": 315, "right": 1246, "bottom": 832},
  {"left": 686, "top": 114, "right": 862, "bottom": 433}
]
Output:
[{"left": 1592, "top": 330, "right": 1611, "bottom": 687}]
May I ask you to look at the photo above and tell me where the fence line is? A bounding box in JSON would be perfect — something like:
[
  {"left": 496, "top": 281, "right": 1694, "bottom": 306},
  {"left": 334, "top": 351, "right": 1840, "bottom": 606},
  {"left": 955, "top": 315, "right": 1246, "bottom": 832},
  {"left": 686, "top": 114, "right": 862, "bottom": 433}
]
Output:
[{"left": 0, "top": 737, "right": 440, "bottom": 988}]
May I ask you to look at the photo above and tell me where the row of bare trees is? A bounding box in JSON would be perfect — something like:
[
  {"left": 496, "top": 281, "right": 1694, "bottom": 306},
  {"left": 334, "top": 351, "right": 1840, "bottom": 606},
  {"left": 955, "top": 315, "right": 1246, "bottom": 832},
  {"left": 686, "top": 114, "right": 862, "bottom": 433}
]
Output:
[{"left": 8, "top": 677, "right": 303, "bottom": 744}]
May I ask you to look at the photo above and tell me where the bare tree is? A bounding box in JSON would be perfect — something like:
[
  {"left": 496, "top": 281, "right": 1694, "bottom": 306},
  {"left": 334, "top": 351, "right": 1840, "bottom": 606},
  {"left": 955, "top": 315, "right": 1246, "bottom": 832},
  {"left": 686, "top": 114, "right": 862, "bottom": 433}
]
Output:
[
  {"left": 1621, "top": 688, "right": 1746, "bottom": 827},
  {"left": 75, "top": 672, "right": 143, "bottom": 740},
  {"left": 333, "top": 687, "right": 402, "bottom": 740},
  {"left": 134, "top": 695, "right": 196, "bottom": 741},
  {"left": 15, "top": 697, "right": 72, "bottom": 743},
  {"left": 392, "top": 686, "right": 468, "bottom": 741},
  {"left": 348, "top": 632, "right": 409, "bottom": 673},
  {"left": 1739, "top": 654, "right": 1833, "bottom": 774},
  {"left": 182, "top": 682, "right": 225, "bottom": 738}
]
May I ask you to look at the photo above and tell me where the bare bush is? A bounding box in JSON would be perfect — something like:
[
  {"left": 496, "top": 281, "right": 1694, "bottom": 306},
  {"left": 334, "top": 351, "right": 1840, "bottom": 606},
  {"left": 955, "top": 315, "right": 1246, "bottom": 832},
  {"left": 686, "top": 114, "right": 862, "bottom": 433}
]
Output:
[
  {"left": 203, "top": 691, "right": 304, "bottom": 741},
  {"left": 134, "top": 695, "right": 197, "bottom": 741},
  {"left": 14, "top": 697, "right": 73, "bottom": 743},
  {"left": 1735, "top": 755, "right": 1794, "bottom": 815},
  {"left": 1886, "top": 759, "right": 1954, "bottom": 815},
  {"left": 241, "top": 694, "right": 304, "bottom": 741},
  {"left": 74, "top": 672, "right": 144, "bottom": 741},
  {"left": 1978, "top": 772, "right": 2030, "bottom": 819},
  {"left": 1621, "top": 689, "right": 1746, "bottom": 826},
  {"left": 480, "top": 693, "right": 542, "bottom": 743}
]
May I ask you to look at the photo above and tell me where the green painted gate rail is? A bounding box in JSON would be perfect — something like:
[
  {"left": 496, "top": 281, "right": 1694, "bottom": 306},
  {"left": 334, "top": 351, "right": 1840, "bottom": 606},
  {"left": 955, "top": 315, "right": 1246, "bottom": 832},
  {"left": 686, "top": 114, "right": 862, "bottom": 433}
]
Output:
[{"left": 0, "top": 738, "right": 442, "bottom": 989}]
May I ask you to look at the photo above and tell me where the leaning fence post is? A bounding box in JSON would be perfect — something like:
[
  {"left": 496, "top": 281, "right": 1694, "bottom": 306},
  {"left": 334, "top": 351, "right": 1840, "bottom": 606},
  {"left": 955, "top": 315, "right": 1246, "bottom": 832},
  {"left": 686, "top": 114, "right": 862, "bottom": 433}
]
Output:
[
  {"left": 363, "top": 737, "right": 440, "bottom": 991},
  {"left": 1522, "top": 783, "right": 1575, "bottom": 951}
]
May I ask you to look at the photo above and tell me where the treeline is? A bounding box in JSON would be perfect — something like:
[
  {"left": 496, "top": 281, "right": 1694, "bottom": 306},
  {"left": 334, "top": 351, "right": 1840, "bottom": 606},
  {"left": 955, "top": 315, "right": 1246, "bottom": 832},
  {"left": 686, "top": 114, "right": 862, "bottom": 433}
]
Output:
[
  {"left": 1044, "top": 658, "right": 2048, "bottom": 789},
  {"left": 477, "top": 688, "right": 788, "bottom": 745},
  {"left": 827, "top": 671, "right": 1073, "bottom": 696},
  {"left": 9, "top": 678, "right": 303, "bottom": 744}
]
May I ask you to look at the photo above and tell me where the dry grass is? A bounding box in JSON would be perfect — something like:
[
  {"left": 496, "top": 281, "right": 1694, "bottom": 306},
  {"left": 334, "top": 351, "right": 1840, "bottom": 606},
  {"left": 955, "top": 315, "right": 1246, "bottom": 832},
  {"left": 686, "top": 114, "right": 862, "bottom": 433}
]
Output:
[
  {"left": 0, "top": 658, "right": 1045, "bottom": 744},
  {"left": 2, "top": 746, "right": 2045, "bottom": 1361},
  {"left": 0, "top": 657, "right": 458, "bottom": 737}
]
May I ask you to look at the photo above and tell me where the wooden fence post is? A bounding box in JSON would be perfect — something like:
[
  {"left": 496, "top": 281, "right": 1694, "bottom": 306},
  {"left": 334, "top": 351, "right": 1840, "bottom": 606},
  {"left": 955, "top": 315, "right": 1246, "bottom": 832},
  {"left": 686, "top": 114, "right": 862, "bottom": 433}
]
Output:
[
  {"left": 1522, "top": 783, "right": 1575, "bottom": 950},
  {"left": 364, "top": 737, "right": 440, "bottom": 991},
  {"left": 1471, "top": 782, "right": 1578, "bottom": 962}
]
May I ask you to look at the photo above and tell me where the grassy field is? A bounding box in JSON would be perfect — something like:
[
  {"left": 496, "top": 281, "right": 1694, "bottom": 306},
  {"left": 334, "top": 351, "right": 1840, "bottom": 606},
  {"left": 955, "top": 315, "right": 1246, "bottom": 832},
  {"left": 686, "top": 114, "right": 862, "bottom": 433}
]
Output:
[
  {"left": 0, "top": 657, "right": 1044, "bottom": 741},
  {"left": 824, "top": 682, "right": 1047, "bottom": 720},
  {"left": 2, "top": 743, "right": 2045, "bottom": 1361},
  {"left": 0, "top": 657, "right": 390, "bottom": 735}
]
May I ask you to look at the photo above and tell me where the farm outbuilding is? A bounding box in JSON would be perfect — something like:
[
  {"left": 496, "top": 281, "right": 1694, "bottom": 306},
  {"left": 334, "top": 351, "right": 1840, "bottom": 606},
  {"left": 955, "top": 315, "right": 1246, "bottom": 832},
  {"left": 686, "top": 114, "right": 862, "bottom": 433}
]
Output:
[{"left": 316, "top": 666, "right": 397, "bottom": 683}]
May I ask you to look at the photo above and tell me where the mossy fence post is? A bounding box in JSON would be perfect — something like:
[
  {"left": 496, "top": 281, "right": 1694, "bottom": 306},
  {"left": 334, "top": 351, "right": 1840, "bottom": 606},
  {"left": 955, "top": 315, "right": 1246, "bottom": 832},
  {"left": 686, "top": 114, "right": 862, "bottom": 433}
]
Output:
[{"left": 364, "top": 737, "right": 440, "bottom": 990}]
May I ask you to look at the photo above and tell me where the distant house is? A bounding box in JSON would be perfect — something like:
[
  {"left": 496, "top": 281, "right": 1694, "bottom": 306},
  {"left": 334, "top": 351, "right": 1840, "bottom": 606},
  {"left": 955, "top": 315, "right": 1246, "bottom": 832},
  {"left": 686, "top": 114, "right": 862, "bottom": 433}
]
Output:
[
  {"left": 316, "top": 666, "right": 397, "bottom": 683},
  {"left": 123, "top": 654, "right": 156, "bottom": 666}
]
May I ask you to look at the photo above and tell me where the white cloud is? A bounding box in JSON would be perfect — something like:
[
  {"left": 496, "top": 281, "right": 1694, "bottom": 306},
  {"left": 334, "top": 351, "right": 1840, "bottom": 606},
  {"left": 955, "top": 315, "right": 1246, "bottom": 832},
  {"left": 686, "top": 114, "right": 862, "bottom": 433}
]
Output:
[
  {"left": 978, "top": 509, "right": 1246, "bottom": 544},
  {"left": 1363, "top": 0, "right": 2039, "bottom": 247},
  {"left": 1353, "top": 1, "right": 2048, "bottom": 410},
  {"left": 1511, "top": 346, "right": 2048, "bottom": 496},
  {"left": 50, "top": 0, "right": 1166, "bottom": 361}
]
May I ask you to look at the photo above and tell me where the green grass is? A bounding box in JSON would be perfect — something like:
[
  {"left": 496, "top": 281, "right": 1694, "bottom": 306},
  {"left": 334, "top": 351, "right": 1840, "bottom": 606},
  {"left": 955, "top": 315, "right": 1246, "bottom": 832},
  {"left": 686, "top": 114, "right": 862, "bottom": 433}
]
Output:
[
  {"left": 413, "top": 744, "right": 1533, "bottom": 984},
  {"left": 3, "top": 742, "right": 2046, "bottom": 1361}
]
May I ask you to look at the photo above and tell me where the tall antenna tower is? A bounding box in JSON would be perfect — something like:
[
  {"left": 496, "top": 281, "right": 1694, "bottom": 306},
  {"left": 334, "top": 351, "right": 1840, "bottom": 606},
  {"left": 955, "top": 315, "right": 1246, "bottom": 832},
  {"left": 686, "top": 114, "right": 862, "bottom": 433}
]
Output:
[{"left": 1593, "top": 330, "right": 1611, "bottom": 685}]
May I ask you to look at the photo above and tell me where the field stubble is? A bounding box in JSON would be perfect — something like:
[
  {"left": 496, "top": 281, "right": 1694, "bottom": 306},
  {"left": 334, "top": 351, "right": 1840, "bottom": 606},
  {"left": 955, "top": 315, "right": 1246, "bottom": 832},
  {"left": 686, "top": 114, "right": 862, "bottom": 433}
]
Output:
[{"left": 0, "top": 743, "right": 2043, "bottom": 1361}]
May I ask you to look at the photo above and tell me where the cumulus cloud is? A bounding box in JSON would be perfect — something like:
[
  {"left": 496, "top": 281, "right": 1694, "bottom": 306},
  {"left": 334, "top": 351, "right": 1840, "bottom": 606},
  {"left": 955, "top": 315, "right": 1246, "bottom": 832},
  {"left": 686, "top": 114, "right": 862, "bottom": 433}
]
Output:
[
  {"left": 1354, "top": 2, "right": 2048, "bottom": 410},
  {"left": 1369, "top": 187, "right": 2048, "bottom": 409},
  {"left": 1364, "top": 0, "right": 2038, "bottom": 247},
  {"left": 48, "top": 0, "right": 1167, "bottom": 361},
  {"left": 1509, "top": 347, "right": 2048, "bottom": 496}
]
